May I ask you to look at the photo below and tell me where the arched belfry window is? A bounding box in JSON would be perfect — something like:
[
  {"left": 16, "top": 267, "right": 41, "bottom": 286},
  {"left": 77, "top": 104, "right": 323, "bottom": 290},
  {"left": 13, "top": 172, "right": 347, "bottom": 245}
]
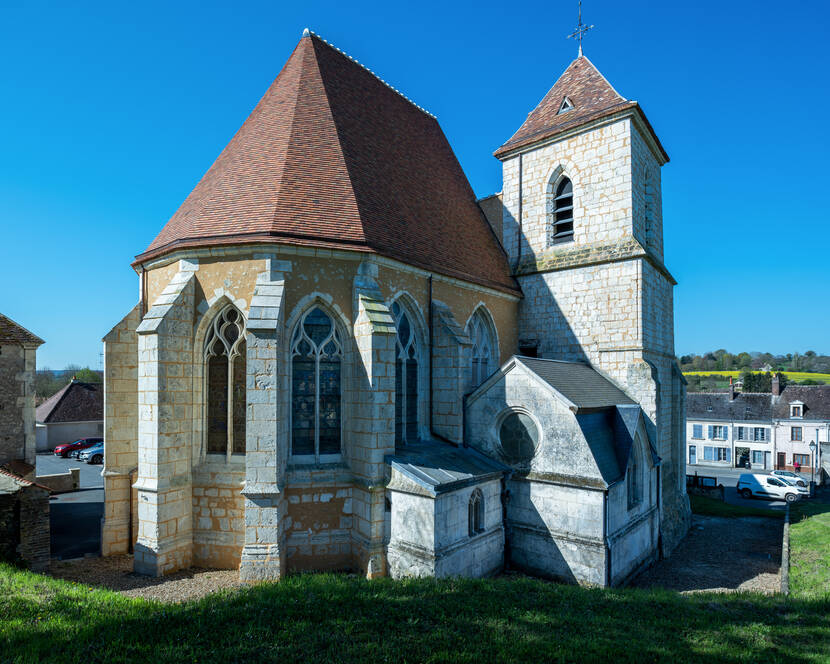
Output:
[
  {"left": 468, "top": 489, "right": 484, "bottom": 536},
  {"left": 392, "top": 301, "right": 418, "bottom": 446},
  {"left": 469, "top": 311, "right": 493, "bottom": 389},
  {"left": 291, "top": 307, "right": 343, "bottom": 461},
  {"left": 549, "top": 176, "right": 574, "bottom": 246},
  {"left": 205, "top": 305, "right": 247, "bottom": 456}
]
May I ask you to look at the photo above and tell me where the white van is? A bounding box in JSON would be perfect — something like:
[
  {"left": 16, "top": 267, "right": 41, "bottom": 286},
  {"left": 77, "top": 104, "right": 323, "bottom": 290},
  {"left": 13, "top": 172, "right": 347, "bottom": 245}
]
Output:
[{"left": 736, "top": 474, "right": 803, "bottom": 502}]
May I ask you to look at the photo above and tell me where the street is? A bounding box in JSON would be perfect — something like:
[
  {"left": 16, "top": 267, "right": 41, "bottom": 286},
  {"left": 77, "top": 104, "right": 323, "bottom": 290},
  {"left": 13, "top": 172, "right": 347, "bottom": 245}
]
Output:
[
  {"left": 37, "top": 453, "right": 103, "bottom": 560},
  {"left": 688, "top": 465, "right": 814, "bottom": 511}
]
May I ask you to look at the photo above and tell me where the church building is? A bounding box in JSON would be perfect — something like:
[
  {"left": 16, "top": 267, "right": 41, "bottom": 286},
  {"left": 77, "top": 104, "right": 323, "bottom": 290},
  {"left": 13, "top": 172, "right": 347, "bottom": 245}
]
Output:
[{"left": 101, "top": 30, "right": 689, "bottom": 586}]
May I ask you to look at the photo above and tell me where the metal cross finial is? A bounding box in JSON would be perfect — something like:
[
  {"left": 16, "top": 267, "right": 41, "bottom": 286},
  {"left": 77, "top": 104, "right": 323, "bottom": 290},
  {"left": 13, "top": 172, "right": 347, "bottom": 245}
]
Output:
[{"left": 567, "top": 0, "right": 594, "bottom": 57}]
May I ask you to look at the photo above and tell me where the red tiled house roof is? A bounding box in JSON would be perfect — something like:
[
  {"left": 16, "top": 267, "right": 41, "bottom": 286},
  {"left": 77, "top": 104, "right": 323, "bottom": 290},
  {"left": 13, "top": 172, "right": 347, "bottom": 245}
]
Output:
[
  {"left": 494, "top": 55, "right": 667, "bottom": 161},
  {"left": 135, "top": 32, "right": 518, "bottom": 295},
  {"left": 36, "top": 381, "right": 103, "bottom": 424},
  {"left": 0, "top": 313, "right": 43, "bottom": 346}
]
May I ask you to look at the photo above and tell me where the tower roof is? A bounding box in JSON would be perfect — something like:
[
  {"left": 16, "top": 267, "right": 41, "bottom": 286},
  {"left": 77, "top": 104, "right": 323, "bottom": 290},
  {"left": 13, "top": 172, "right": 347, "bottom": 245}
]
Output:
[
  {"left": 135, "top": 32, "right": 518, "bottom": 295},
  {"left": 494, "top": 55, "right": 667, "bottom": 161}
]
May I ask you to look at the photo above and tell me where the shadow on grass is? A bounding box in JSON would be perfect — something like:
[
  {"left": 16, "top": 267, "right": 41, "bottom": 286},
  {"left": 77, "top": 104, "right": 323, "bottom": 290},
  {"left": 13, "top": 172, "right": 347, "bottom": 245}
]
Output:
[{"left": 3, "top": 565, "right": 830, "bottom": 663}]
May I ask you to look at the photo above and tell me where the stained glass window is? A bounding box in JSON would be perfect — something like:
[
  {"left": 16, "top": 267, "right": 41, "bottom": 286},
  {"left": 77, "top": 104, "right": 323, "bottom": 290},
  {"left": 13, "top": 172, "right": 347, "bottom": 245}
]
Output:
[
  {"left": 291, "top": 307, "right": 342, "bottom": 460},
  {"left": 204, "top": 305, "right": 247, "bottom": 456},
  {"left": 392, "top": 301, "right": 418, "bottom": 446}
]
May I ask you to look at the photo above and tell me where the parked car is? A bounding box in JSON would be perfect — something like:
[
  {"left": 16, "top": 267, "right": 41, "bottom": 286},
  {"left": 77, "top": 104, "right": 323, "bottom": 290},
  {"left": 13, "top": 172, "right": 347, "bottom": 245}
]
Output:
[
  {"left": 53, "top": 438, "right": 103, "bottom": 458},
  {"left": 79, "top": 442, "right": 104, "bottom": 465},
  {"left": 737, "top": 473, "right": 802, "bottom": 503},
  {"left": 771, "top": 470, "right": 808, "bottom": 488},
  {"left": 778, "top": 476, "right": 810, "bottom": 497}
]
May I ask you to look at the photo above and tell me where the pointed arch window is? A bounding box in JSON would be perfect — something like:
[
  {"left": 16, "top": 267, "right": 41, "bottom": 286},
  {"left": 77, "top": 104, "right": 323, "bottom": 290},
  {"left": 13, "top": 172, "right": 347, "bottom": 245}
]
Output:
[
  {"left": 628, "top": 437, "right": 643, "bottom": 509},
  {"left": 204, "top": 305, "right": 247, "bottom": 456},
  {"left": 469, "top": 312, "right": 493, "bottom": 389},
  {"left": 468, "top": 489, "right": 484, "bottom": 536},
  {"left": 291, "top": 307, "right": 343, "bottom": 461},
  {"left": 392, "top": 301, "right": 418, "bottom": 446},
  {"left": 549, "top": 177, "right": 574, "bottom": 245}
]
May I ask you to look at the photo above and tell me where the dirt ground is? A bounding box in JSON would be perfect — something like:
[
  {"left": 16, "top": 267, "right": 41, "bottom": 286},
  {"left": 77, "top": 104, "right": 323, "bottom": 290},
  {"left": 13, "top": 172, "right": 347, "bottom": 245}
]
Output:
[
  {"left": 632, "top": 514, "right": 783, "bottom": 594},
  {"left": 49, "top": 556, "right": 244, "bottom": 603}
]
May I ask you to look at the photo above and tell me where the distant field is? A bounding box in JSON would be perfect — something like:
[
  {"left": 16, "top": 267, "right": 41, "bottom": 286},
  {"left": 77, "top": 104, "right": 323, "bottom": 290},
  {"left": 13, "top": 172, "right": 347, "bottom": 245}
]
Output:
[{"left": 683, "top": 371, "right": 830, "bottom": 384}]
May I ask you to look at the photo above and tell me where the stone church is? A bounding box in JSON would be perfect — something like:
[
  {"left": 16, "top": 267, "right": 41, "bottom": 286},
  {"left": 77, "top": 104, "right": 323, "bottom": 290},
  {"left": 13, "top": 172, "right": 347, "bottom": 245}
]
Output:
[{"left": 101, "top": 30, "right": 689, "bottom": 586}]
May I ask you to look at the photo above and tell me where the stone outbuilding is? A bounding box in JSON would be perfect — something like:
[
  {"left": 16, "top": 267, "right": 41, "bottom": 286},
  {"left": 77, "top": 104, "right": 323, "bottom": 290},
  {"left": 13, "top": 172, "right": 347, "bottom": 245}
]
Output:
[
  {"left": 0, "top": 313, "right": 49, "bottom": 570},
  {"left": 101, "top": 30, "right": 688, "bottom": 585},
  {"left": 35, "top": 379, "right": 104, "bottom": 452}
]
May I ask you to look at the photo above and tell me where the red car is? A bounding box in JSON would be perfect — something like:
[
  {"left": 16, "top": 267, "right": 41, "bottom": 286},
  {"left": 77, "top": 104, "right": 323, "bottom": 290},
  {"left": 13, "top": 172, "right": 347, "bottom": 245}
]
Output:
[{"left": 53, "top": 438, "right": 103, "bottom": 458}]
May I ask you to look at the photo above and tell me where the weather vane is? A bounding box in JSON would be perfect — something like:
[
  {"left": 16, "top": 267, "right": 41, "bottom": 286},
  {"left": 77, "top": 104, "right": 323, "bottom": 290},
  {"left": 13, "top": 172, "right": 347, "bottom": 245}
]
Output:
[{"left": 567, "top": 0, "right": 594, "bottom": 57}]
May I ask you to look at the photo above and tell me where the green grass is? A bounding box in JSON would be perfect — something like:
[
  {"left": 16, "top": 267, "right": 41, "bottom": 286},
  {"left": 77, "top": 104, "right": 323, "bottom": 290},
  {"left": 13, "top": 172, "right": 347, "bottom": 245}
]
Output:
[
  {"left": 790, "top": 501, "right": 830, "bottom": 599},
  {"left": 2, "top": 564, "right": 830, "bottom": 663},
  {"left": 683, "top": 370, "right": 830, "bottom": 384},
  {"left": 689, "top": 494, "right": 785, "bottom": 520}
]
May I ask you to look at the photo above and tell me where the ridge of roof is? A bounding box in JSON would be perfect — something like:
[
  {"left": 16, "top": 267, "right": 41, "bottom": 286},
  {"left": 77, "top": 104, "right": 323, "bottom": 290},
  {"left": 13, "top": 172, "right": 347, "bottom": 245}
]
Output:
[
  {"left": 35, "top": 381, "right": 73, "bottom": 423},
  {"left": 36, "top": 380, "right": 103, "bottom": 424},
  {"left": 303, "top": 29, "right": 435, "bottom": 119}
]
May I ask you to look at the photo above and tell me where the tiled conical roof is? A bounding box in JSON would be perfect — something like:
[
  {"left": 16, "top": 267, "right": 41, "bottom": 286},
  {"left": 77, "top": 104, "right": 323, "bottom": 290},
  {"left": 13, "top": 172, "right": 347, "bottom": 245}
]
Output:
[
  {"left": 494, "top": 55, "right": 665, "bottom": 161},
  {"left": 136, "top": 32, "right": 517, "bottom": 294}
]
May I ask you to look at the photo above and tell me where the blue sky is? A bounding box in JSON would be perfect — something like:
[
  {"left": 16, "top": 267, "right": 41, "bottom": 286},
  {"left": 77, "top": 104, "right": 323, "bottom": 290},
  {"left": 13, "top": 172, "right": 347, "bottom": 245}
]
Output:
[{"left": 1, "top": 0, "right": 828, "bottom": 369}]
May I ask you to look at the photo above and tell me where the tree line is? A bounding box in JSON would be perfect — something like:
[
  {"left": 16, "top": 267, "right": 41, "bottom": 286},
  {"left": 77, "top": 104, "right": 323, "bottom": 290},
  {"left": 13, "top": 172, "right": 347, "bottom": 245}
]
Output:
[
  {"left": 35, "top": 365, "right": 102, "bottom": 403},
  {"left": 678, "top": 350, "right": 830, "bottom": 374}
]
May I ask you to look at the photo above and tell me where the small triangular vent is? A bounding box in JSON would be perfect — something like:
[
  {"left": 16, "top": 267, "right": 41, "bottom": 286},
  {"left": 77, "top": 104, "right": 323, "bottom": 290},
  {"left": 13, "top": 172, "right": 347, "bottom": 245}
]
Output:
[{"left": 557, "top": 96, "right": 574, "bottom": 114}]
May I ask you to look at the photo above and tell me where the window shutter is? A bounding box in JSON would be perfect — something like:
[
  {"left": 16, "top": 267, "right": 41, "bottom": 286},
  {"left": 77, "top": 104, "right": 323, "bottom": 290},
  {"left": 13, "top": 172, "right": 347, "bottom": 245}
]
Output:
[
  {"left": 708, "top": 425, "right": 714, "bottom": 439},
  {"left": 704, "top": 446, "right": 713, "bottom": 461},
  {"left": 725, "top": 447, "right": 732, "bottom": 462}
]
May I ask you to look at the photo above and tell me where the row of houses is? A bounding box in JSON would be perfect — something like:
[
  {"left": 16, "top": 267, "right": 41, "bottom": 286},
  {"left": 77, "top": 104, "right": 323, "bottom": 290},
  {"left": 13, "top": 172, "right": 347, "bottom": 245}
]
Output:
[{"left": 686, "top": 379, "right": 830, "bottom": 474}]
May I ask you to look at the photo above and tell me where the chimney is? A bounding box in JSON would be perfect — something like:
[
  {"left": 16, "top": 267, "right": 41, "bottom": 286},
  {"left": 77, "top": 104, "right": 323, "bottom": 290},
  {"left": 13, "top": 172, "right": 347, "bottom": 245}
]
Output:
[
  {"left": 729, "top": 377, "right": 735, "bottom": 401},
  {"left": 772, "top": 374, "right": 780, "bottom": 397}
]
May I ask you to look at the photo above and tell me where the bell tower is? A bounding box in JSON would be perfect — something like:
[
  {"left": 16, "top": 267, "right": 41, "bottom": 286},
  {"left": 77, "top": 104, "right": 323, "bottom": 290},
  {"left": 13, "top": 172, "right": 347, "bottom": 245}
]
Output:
[{"left": 494, "top": 53, "right": 690, "bottom": 553}]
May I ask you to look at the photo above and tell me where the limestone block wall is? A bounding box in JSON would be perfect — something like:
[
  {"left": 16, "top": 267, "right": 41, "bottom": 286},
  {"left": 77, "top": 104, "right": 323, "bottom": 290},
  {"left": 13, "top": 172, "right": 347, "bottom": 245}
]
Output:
[
  {"left": 507, "top": 478, "right": 605, "bottom": 585},
  {"left": 502, "top": 119, "right": 636, "bottom": 266},
  {"left": 102, "top": 304, "right": 140, "bottom": 557},
  {"left": 606, "top": 478, "right": 659, "bottom": 584},
  {"left": 192, "top": 461, "right": 245, "bottom": 568},
  {"left": 431, "top": 301, "right": 471, "bottom": 444},
  {"left": 0, "top": 343, "right": 38, "bottom": 467},
  {"left": 631, "top": 125, "right": 664, "bottom": 260}
]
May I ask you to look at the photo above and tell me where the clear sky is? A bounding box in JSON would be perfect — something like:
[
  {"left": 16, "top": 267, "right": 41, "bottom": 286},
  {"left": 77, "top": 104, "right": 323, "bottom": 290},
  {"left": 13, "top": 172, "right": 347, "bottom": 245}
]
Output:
[{"left": 2, "top": 0, "right": 828, "bottom": 369}]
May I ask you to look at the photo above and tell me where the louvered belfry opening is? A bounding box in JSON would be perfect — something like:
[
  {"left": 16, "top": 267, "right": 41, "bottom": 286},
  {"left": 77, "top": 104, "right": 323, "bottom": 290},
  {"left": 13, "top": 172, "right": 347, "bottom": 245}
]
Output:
[{"left": 551, "top": 177, "right": 574, "bottom": 245}]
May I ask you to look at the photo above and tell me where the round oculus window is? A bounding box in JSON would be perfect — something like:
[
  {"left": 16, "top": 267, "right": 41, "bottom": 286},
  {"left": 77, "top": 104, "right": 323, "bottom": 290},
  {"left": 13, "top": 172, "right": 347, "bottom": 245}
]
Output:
[{"left": 498, "top": 412, "right": 538, "bottom": 464}]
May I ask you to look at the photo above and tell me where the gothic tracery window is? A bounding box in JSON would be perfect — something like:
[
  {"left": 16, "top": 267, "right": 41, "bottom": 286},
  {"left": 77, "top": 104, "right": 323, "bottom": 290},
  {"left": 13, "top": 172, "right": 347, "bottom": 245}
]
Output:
[
  {"left": 205, "top": 305, "right": 247, "bottom": 456},
  {"left": 291, "top": 307, "right": 343, "bottom": 461},
  {"left": 549, "top": 176, "right": 574, "bottom": 245},
  {"left": 392, "top": 301, "right": 418, "bottom": 446},
  {"left": 469, "top": 311, "right": 493, "bottom": 389}
]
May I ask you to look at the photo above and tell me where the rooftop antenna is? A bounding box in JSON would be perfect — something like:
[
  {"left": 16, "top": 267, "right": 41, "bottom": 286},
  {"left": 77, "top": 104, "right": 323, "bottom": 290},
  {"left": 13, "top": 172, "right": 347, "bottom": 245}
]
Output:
[{"left": 567, "top": 0, "right": 594, "bottom": 57}]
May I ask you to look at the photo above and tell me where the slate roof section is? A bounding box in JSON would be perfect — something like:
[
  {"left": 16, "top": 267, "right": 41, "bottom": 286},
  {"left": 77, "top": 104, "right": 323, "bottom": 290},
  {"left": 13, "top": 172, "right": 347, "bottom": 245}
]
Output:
[
  {"left": 387, "top": 439, "right": 507, "bottom": 494},
  {"left": 36, "top": 381, "right": 103, "bottom": 424},
  {"left": 493, "top": 56, "right": 667, "bottom": 162},
  {"left": 774, "top": 386, "right": 830, "bottom": 421},
  {"left": 135, "top": 32, "right": 518, "bottom": 295},
  {"left": 686, "top": 393, "right": 773, "bottom": 422},
  {"left": 0, "top": 313, "right": 44, "bottom": 346},
  {"left": 515, "top": 357, "right": 635, "bottom": 410}
]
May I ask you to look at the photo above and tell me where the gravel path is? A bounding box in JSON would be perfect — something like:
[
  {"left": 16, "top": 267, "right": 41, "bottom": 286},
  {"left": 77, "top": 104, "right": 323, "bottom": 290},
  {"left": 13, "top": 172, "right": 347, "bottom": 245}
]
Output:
[
  {"left": 48, "top": 556, "right": 245, "bottom": 603},
  {"left": 633, "top": 514, "right": 783, "bottom": 594}
]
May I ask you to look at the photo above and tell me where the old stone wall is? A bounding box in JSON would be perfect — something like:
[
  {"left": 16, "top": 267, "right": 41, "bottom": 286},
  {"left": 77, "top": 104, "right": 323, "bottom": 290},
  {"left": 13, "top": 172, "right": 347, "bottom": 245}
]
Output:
[
  {"left": 192, "top": 461, "right": 245, "bottom": 568},
  {"left": 0, "top": 343, "right": 37, "bottom": 467},
  {"left": 102, "top": 303, "right": 140, "bottom": 557},
  {"left": 0, "top": 484, "right": 49, "bottom": 572}
]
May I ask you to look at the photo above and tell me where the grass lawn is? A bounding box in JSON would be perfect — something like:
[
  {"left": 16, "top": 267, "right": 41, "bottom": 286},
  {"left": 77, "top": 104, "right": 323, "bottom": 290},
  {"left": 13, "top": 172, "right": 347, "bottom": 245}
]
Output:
[
  {"left": 689, "top": 494, "right": 785, "bottom": 520},
  {"left": 2, "top": 563, "right": 830, "bottom": 663},
  {"left": 790, "top": 500, "right": 830, "bottom": 599}
]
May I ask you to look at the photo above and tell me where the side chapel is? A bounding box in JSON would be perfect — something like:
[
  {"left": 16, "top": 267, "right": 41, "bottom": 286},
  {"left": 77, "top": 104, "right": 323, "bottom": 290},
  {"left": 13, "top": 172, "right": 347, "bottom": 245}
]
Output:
[{"left": 102, "top": 30, "right": 689, "bottom": 586}]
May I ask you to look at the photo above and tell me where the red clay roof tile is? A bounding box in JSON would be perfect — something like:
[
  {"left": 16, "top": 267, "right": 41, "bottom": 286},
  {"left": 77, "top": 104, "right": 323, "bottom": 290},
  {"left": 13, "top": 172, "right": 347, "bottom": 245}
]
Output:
[{"left": 136, "top": 33, "right": 518, "bottom": 294}]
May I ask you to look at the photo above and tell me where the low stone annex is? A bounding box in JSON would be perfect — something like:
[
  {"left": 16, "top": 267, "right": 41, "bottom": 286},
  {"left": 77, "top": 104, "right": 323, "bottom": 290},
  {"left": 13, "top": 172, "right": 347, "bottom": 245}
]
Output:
[{"left": 101, "top": 30, "right": 689, "bottom": 585}]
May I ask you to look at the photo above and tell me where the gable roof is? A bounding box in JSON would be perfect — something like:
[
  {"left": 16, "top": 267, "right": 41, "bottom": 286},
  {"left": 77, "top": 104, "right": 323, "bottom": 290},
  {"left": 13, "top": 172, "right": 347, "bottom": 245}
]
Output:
[
  {"left": 686, "top": 392, "right": 773, "bottom": 422},
  {"left": 515, "top": 356, "right": 635, "bottom": 410},
  {"left": 774, "top": 386, "right": 830, "bottom": 421},
  {"left": 36, "top": 380, "right": 103, "bottom": 424},
  {"left": 493, "top": 55, "right": 667, "bottom": 162},
  {"left": 135, "top": 31, "right": 518, "bottom": 295},
  {"left": 0, "top": 313, "right": 44, "bottom": 346}
]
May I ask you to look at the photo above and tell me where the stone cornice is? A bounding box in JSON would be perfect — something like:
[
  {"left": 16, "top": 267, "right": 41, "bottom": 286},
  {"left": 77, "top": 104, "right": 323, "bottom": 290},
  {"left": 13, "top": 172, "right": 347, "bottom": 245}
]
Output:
[{"left": 514, "top": 236, "right": 677, "bottom": 285}]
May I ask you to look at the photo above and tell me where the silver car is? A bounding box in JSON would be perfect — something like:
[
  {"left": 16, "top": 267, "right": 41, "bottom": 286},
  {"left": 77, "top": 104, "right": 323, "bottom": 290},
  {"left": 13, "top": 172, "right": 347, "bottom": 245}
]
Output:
[{"left": 771, "top": 470, "right": 808, "bottom": 487}]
